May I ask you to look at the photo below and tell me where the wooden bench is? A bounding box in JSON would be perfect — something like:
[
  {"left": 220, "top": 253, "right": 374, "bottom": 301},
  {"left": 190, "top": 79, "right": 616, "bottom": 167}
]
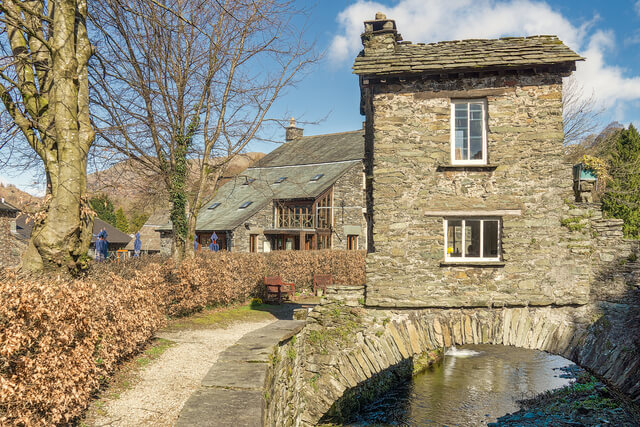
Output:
[
  {"left": 264, "top": 276, "right": 295, "bottom": 304},
  {"left": 313, "top": 273, "right": 333, "bottom": 296}
]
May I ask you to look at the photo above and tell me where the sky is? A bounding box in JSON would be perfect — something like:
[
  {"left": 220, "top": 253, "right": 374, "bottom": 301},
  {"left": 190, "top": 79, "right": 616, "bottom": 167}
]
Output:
[{"left": 2, "top": 0, "right": 640, "bottom": 195}]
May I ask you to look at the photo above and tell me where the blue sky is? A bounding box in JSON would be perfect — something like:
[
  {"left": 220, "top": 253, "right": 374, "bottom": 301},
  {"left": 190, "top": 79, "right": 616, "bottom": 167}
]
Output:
[{"left": 2, "top": 0, "right": 640, "bottom": 195}]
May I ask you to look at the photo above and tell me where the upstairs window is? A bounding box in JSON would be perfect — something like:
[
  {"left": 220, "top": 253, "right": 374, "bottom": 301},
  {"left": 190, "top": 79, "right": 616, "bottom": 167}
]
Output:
[
  {"left": 239, "top": 201, "right": 253, "bottom": 209},
  {"left": 444, "top": 218, "right": 500, "bottom": 261},
  {"left": 208, "top": 202, "right": 221, "bottom": 210},
  {"left": 451, "top": 100, "right": 487, "bottom": 164},
  {"left": 310, "top": 174, "right": 324, "bottom": 182},
  {"left": 242, "top": 178, "right": 256, "bottom": 185},
  {"left": 274, "top": 177, "right": 287, "bottom": 184}
]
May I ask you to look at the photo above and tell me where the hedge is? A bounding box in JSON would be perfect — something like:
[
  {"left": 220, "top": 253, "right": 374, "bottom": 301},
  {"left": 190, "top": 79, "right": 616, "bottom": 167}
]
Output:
[{"left": 0, "top": 250, "right": 365, "bottom": 424}]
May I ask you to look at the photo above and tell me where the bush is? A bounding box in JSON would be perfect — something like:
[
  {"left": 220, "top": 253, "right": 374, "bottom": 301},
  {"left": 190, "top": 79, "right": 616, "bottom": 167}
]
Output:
[
  {"left": 0, "top": 249, "right": 365, "bottom": 424},
  {"left": 0, "top": 269, "right": 164, "bottom": 425}
]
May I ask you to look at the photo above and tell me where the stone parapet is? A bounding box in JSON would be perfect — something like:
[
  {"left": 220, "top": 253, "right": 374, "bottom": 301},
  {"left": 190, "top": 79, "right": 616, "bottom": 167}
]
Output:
[{"left": 176, "top": 320, "right": 305, "bottom": 427}]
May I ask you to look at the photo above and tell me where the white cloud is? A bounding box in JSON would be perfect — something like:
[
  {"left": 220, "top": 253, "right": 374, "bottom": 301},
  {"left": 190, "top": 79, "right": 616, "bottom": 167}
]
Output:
[
  {"left": 636, "top": 0, "right": 640, "bottom": 16},
  {"left": 330, "top": 0, "right": 640, "bottom": 125}
]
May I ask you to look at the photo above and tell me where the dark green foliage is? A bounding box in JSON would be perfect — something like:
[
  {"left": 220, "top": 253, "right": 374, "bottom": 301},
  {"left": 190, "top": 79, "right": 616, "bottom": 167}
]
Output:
[
  {"left": 129, "top": 213, "right": 150, "bottom": 233},
  {"left": 89, "top": 194, "right": 117, "bottom": 226},
  {"left": 602, "top": 124, "right": 640, "bottom": 238},
  {"left": 115, "top": 208, "right": 129, "bottom": 233}
]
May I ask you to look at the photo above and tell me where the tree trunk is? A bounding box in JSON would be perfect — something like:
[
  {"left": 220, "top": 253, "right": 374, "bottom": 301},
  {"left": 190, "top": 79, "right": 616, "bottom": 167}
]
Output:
[{"left": 18, "top": 0, "right": 95, "bottom": 273}]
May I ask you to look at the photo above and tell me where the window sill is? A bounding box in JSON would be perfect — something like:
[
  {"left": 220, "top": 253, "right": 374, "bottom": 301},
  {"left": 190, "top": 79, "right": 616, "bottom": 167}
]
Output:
[
  {"left": 437, "top": 164, "right": 498, "bottom": 171},
  {"left": 440, "top": 261, "right": 505, "bottom": 267}
]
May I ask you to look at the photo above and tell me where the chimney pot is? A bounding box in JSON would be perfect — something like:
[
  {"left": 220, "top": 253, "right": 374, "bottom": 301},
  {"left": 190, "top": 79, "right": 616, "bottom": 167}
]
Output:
[
  {"left": 285, "top": 117, "right": 303, "bottom": 142},
  {"left": 361, "top": 13, "right": 401, "bottom": 56}
]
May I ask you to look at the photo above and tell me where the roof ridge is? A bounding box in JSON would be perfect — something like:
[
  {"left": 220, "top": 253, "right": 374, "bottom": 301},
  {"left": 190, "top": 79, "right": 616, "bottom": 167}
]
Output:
[{"left": 298, "top": 129, "right": 363, "bottom": 139}]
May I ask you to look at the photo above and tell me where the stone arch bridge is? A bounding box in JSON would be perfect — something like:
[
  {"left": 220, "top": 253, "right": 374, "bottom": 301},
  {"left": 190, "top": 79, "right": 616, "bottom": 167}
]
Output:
[{"left": 264, "top": 216, "right": 640, "bottom": 426}]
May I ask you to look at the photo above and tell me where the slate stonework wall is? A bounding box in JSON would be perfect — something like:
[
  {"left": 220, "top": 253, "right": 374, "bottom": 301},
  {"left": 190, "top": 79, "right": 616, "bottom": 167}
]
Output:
[
  {"left": 232, "top": 162, "right": 367, "bottom": 253},
  {"left": 330, "top": 163, "right": 366, "bottom": 251},
  {"left": 232, "top": 202, "right": 272, "bottom": 252},
  {"left": 0, "top": 213, "right": 23, "bottom": 268},
  {"left": 364, "top": 72, "right": 589, "bottom": 307}
]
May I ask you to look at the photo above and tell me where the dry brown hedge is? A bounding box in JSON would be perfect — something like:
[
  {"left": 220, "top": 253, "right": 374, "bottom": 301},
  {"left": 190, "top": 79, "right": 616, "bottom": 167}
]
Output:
[{"left": 0, "top": 250, "right": 365, "bottom": 425}]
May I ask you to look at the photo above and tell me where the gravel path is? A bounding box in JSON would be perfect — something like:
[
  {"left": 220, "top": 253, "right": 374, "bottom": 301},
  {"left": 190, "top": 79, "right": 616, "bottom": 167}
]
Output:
[{"left": 89, "top": 319, "right": 275, "bottom": 427}]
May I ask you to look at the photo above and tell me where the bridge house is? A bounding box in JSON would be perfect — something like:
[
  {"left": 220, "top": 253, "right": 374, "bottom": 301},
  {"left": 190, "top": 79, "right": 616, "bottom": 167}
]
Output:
[
  {"left": 157, "top": 121, "right": 367, "bottom": 253},
  {"left": 357, "top": 13, "right": 586, "bottom": 308}
]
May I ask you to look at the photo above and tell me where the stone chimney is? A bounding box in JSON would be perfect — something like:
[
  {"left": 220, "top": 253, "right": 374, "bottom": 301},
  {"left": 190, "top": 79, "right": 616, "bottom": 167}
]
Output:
[
  {"left": 285, "top": 117, "right": 303, "bottom": 142},
  {"left": 361, "top": 12, "right": 402, "bottom": 56}
]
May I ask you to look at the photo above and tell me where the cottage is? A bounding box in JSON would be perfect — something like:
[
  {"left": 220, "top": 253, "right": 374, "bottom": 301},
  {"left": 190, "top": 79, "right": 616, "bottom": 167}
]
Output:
[
  {"left": 0, "top": 198, "right": 21, "bottom": 267},
  {"left": 156, "top": 120, "right": 367, "bottom": 253},
  {"left": 14, "top": 215, "right": 131, "bottom": 259},
  {"left": 356, "top": 14, "right": 585, "bottom": 308}
]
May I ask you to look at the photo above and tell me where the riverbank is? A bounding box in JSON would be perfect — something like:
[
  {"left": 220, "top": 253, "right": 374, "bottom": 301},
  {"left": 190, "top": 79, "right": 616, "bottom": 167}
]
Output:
[{"left": 490, "top": 365, "right": 640, "bottom": 426}]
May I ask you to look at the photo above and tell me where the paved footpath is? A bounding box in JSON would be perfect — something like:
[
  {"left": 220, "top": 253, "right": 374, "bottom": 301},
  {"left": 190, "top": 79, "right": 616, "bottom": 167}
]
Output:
[{"left": 176, "top": 320, "right": 306, "bottom": 427}]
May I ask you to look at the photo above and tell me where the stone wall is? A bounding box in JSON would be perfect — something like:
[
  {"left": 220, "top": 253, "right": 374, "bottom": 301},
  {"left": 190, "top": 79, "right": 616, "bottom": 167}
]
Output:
[
  {"left": 232, "top": 162, "right": 367, "bottom": 253},
  {"left": 270, "top": 298, "right": 639, "bottom": 426},
  {"left": 0, "top": 213, "right": 24, "bottom": 268},
  {"left": 231, "top": 202, "right": 272, "bottom": 252},
  {"left": 329, "top": 163, "right": 366, "bottom": 250},
  {"left": 364, "top": 72, "right": 590, "bottom": 307}
]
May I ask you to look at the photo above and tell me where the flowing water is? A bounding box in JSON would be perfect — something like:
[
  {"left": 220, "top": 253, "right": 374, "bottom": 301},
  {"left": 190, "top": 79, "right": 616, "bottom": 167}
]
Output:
[{"left": 348, "top": 344, "right": 575, "bottom": 426}]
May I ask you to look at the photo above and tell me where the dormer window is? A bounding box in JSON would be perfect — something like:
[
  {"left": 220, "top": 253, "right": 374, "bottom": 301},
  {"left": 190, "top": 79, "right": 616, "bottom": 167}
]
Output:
[
  {"left": 451, "top": 100, "right": 487, "bottom": 165},
  {"left": 239, "top": 201, "right": 253, "bottom": 209},
  {"left": 274, "top": 177, "right": 287, "bottom": 184},
  {"left": 208, "top": 202, "right": 221, "bottom": 210},
  {"left": 242, "top": 178, "right": 256, "bottom": 186},
  {"left": 310, "top": 174, "right": 324, "bottom": 182}
]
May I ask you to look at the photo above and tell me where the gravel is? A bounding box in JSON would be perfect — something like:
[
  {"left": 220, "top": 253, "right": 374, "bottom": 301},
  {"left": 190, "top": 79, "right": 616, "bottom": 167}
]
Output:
[{"left": 88, "top": 319, "right": 275, "bottom": 427}]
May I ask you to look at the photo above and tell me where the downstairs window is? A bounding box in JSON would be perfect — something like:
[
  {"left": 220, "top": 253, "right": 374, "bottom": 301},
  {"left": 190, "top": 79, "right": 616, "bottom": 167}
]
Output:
[{"left": 444, "top": 218, "right": 501, "bottom": 261}]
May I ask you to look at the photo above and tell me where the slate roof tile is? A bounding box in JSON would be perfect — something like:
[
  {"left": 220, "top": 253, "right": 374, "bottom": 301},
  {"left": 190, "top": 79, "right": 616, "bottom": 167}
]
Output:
[{"left": 353, "top": 35, "right": 583, "bottom": 77}]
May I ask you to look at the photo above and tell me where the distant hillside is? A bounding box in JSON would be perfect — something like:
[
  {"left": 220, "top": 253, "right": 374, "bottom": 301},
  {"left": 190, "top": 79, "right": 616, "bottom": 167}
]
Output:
[
  {"left": 565, "top": 122, "right": 624, "bottom": 164},
  {"left": 87, "top": 152, "right": 265, "bottom": 216},
  {"left": 0, "top": 183, "right": 41, "bottom": 212}
]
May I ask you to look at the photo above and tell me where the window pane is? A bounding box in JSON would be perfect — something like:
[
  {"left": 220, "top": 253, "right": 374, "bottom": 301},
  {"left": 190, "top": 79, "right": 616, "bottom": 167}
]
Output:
[
  {"left": 465, "top": 220, "right": 481, "bottom": 257},
  {"left": 483, "top": 220, "right": 499, "bottom": 258},
  {"left": 470, "top": 136, "right": 483, "bottom": 160},
  {"left": 447, "top": 220, "right": 463, "bottom": 257},
  {"left": 455, "top": 104, "right": 468, "bottom": 160},
  {"left": 455, "top": 130, "right": 467, "bottom": 160},
  {"left": 469, "top": 103, "right": 483, "bottom": 160}
]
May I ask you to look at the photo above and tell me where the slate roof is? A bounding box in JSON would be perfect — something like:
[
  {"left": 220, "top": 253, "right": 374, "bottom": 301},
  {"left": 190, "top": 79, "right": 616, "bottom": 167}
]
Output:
[
  {"left": 15, "top": 215, "right": 131, "bottom": 245},
  {"left": 185, "top": 161, "right": 359, "bottom": 231},
  {"left": 353, "top": 36, "right": 583, "bottom": 77},
  {"left": 154, "top": 129, "right": 365, "bottom": 232},
  {"left": 0, "top": 200, "right": 19, "bottom": 213},
  {"left": 124, "top": 211, "right": 169, "bottom": 251},
  {"left": 252, "top": 130, "right": 364, "bottom": 167}
]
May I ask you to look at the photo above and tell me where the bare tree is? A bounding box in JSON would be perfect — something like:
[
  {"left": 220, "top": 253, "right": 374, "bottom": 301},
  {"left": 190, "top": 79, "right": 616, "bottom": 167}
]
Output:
[
  {"left": 90, "top": 0, "right": 315, "bottom": 260},
  {"left": 0, "top": 0, "right": 95, "bottom": 272},
  {"left": 563, "top": 75, "right": 604, "bottom": 146}
]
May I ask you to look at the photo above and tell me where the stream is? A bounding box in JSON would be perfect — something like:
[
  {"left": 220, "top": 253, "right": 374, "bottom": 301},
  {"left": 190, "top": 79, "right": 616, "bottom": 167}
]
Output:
[{"left": 347, "top": 344, "right": 575, "bottom": 426}]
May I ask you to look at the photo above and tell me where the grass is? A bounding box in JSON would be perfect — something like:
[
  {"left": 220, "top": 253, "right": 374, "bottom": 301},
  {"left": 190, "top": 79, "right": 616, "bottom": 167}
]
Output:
[
  {"left": 166, "top": 296, "right": 320, "bottom": 331},
  {"left": 166, "top": 301, "right": 278, "bottom": 330}
]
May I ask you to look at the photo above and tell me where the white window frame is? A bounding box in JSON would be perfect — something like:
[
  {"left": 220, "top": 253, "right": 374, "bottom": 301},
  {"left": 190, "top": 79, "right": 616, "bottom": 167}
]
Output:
[
  {"left": 450, "top": 99, "right": 488, "bottom": 165},
  {"left": 443, "top": 217, "right": 501, "bottom": 262}
]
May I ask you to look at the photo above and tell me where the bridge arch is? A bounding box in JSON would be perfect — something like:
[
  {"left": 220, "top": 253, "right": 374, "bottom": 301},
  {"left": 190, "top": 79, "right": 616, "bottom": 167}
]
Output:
[{"left": 278, "top": 299, "right": 639, "bottom": 426}]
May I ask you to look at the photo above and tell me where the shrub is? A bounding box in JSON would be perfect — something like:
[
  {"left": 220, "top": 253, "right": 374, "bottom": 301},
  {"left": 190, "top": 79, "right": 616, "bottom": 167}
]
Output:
[
  {"left": 0, "top": 249, "right": 365, "bottom": 424},
  {"left": 0, "top": 269, "right": 164, "bottom": 425}
]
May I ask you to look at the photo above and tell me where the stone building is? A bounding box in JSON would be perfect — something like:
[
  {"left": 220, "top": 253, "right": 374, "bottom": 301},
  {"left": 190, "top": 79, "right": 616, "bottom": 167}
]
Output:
[
  {"left": 356, "top": 14, "right": 585, "bottom": 308},
  {"left": 157, "top": 121, "right": 367, "bottom": 253},
  {"left": 0, "top": 199, "right": 22, "bottom": 267}
]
